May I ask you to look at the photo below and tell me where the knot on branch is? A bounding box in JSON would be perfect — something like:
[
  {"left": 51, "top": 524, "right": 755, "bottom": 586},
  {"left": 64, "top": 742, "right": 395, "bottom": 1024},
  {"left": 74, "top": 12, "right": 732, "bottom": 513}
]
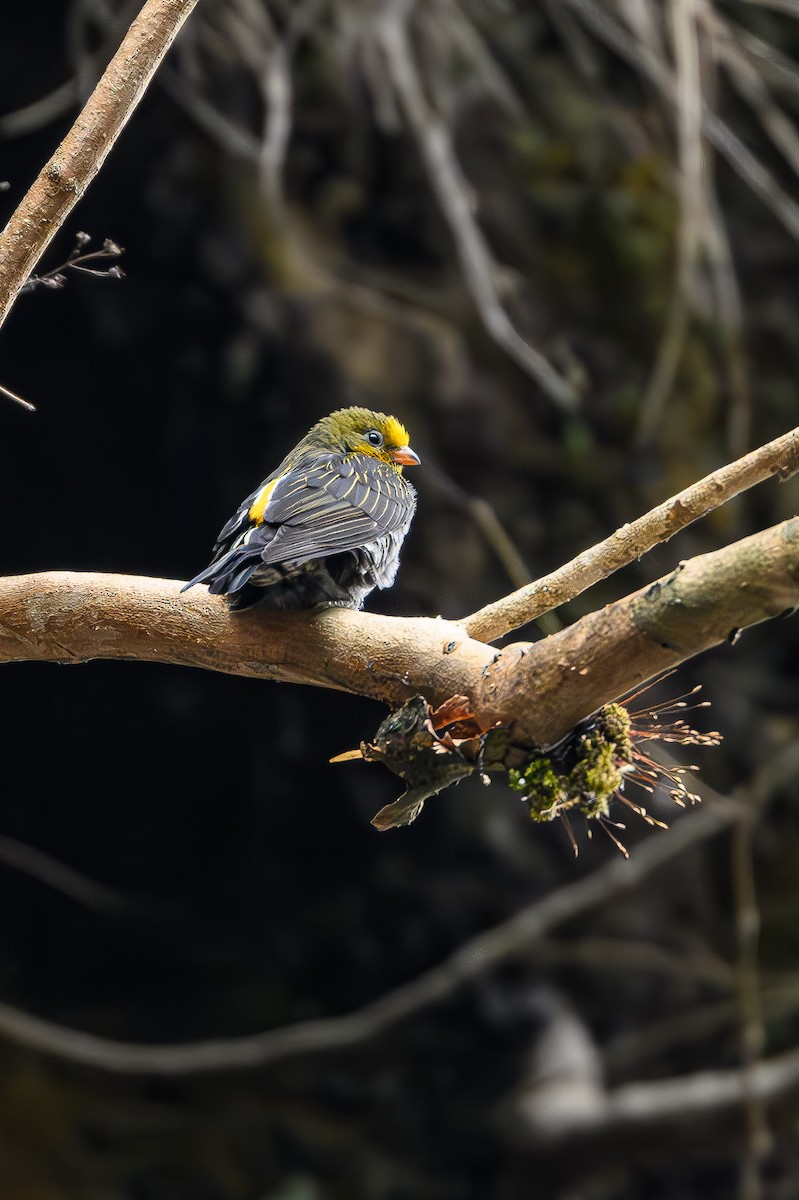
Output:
[
  {"left": 335, "top": 681, "right": 723, "bottom": 856},
  {"left": 332, "top": 694, "right": 509, "bottom": 830}
]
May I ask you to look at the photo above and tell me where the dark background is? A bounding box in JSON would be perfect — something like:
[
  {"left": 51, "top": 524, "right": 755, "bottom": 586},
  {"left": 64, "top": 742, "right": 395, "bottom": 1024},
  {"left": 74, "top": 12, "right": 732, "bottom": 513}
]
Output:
[{"left": 2, "top": 2, "right": 799, "bottom": 1197}]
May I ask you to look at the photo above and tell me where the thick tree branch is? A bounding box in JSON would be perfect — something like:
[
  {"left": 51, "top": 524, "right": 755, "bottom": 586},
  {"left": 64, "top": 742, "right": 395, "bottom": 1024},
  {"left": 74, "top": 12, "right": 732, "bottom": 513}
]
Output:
[
  {"left": 484, "top": 516, "right": 799, "bottom": 746},
  {"left": 0, "top": 571, "right": 491, "bottom": 706},
  {"left": 2, "top": 517, "right": 798, "bottom": 749},
  {"left": 465, "top": 423, "right": 799, "bottom": 642},
  {"left": 0, "top": 0, "right": 201, "bottom": 344}
]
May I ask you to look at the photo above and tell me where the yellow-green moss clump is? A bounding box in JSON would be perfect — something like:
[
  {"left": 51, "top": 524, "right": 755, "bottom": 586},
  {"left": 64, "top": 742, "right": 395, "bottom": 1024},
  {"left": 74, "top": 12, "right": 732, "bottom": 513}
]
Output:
[{"left": 508, "top": 704, "right": 633, "bottom": 824}]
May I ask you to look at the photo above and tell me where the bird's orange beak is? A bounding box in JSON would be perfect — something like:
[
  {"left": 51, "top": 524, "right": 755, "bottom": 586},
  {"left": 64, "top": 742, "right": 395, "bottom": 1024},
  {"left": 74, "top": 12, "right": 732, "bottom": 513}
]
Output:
[{"left": 390, "top": 445, "right": 421, "bottom": 467}]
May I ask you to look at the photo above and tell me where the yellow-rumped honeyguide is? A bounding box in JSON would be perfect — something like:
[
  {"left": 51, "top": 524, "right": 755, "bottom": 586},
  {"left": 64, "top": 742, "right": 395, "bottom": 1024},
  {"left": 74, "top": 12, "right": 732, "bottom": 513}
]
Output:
[{"left": 182, "top": 407, "right": 420, "bottom": 611}]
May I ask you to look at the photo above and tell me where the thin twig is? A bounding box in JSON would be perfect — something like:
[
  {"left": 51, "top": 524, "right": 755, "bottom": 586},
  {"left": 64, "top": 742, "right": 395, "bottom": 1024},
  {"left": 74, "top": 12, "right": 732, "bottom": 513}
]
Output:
[
  {"left": 0, "top": 835, "right": 138, "bottom": 916},
  {"left": 0, "top": 381, "right": 36, "bottom": 413},
  {"left": 607, "top": 996, "right": 740, "bottom": 1073},
  {"left": 465, "top": 423, "right": 799, "bottom": 642},
  {"left": 22, "top": 232, "right": 125, "bottom": 293},
  {"left": 637, "top": 0, "right": 703, "bottom": 444},
  {"left": 225, "top": 0, "right": 292, "bottom": 210},
  {"left": 532, "top": 933, "right": 733, "bottom": 988},
  {"left": 164, "top": 0, "right": 322, "bottom": 204},
  {"left": 705, "top": 110, "right": 799, "bottom": 240},
  {"left": 732, "top": 814, "right": 770, "bottom": 1200},
  {"left": 701, "top": 1, "right": 799, "bottom": 183},
  {"left": 733, "top": 23, "right": 799, "bottom": 100},
  {"left": 0, "top": 0, "right": 202, "bottom": 346},
  {"left": 672, "top": 0, "right": 705, "bottom": 273},
  {"left": 160, "top": 65, "right": 263, "bottom": 161},
  {"left": 701, "top": 179, "right": 750, "bottom": 455},
  {"left": 609, "top": 741, "right": 799, "bottom": 1078},
  {"left": 425, "top": 464, "right": 533, "bottom": 591},
  {"left": 742, "top": 0, "right": 799, "bottom": 16},
  {"left": 609, "top": 972, "right": 799, "bottom": 1074},
  {"left": 729, "top": 735, "right": 792, "bottom": 1198},
  {"left": 376, "top": 3, "right": 580, "bottom": 412},
  {"left": 445, "top": 0, "right": 526, "bottom": 118},
  {"left": 519, "top": 1045, "right": 799, "bottom": 1160},
  {"left": 566, "top": 0, "right": 799, "bottom": 243},
  {"left": 0, "top": 80, "right": 81, "bottom": 139},
  {"left": 67, "top": 0, "right": 120, "bottom": 103},
  {"left": 636, "top": 274, "right": 691, "bottom": 446},
  {"left": 698, "top": 3, "right": 799, "bottom": 453},
  {"left": 618, "top": 0, "right": 666, "bottom": 57}
]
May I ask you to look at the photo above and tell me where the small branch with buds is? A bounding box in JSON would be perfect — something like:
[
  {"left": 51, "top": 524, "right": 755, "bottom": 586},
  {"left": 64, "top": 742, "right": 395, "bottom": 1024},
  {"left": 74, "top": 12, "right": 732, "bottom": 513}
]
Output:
[
  {"left": 0, "top": 232, "right": 124, "bottom": 413},
  {"left": 22, "top": 232, "right": 125, "bottom": 293},
  {"left": 0, "top": 0, "right": 200, "bottom": 346}
]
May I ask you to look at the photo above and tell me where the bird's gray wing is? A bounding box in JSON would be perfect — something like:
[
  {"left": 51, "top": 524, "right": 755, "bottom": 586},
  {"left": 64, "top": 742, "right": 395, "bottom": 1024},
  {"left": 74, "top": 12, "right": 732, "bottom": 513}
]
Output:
[{"left": 246, "top": 454, "right": 416, "bottom": 566}]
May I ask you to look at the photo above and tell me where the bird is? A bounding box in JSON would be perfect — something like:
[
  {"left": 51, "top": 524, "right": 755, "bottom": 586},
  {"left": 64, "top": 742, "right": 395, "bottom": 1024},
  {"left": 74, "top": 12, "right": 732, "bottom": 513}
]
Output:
[{"left": 181, "top": 406, "right": 420, "bottom": 611}]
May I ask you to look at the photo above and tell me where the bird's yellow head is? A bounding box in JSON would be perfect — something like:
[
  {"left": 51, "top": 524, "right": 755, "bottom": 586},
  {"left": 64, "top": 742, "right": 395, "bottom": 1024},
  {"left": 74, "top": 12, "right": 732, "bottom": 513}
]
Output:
[{"left": 309, "top": 407, "right": 421, "bottom": 469}]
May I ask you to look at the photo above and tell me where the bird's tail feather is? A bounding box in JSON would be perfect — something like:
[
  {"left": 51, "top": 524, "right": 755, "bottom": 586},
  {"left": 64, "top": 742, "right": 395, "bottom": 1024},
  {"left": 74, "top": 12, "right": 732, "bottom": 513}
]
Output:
[{"left": 181, "top": 547, "right": 259, "bottom": 597}]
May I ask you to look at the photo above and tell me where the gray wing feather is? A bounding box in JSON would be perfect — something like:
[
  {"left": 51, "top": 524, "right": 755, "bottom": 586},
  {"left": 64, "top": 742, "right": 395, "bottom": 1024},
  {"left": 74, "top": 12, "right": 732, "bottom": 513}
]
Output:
[{"left": 247, "top": 454, "right": 415, "bottom": 566}]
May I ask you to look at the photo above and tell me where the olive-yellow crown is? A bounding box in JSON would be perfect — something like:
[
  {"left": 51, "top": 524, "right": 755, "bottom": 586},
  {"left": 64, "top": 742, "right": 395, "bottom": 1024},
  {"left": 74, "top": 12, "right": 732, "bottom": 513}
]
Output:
[{"left": 302, "top": 407, "right": 418, "bottom": 468}]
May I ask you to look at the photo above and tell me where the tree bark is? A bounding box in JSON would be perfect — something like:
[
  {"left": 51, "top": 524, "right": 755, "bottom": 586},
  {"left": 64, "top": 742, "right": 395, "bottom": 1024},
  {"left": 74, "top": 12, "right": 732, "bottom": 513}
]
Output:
[
  {"left": 465, "top": 423, "right": 799, "bottom": 641},
  {"left": 3, "top": 517, "right": 798, "bottom": 748},
  {"left": 0, "top": 0, "right": 202, "bottom": 335}
]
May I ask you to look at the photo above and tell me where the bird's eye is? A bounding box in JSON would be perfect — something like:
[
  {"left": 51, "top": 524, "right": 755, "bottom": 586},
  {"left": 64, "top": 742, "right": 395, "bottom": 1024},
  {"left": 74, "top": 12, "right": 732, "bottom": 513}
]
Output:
[{"left": 367, "top": 429, "right": 384, "bottom": 447}]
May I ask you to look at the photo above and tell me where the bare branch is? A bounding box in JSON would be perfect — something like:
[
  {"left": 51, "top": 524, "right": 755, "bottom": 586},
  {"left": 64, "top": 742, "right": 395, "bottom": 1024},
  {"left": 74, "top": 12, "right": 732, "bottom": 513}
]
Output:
[
  {"left": 635, "top": 265, "right": 691, "bottom": 447},
  {"left": 0, "top": 0, "right": 202, "bottom": 339},
  {"left": 701, "top": 1, "right": 799, "bottom": 183},
  {"left": 426, "top": 464, "right": 533, "bottom": 590},
  {"left": 0, "top": 797, "right": 737, "bottom": 1076},
  {"left": 0, "top": 836, "right": 138, "bottom": 916},
  {"left": 465, "top": 423, "right": 799, "bottom": 643},
  {"left": 0, "top": 381, "right": 36, "bottom": 412},
  {"left": 223, "top": 0, "right": 292, "bottom": 210},
  {"left": 160, "top": 65, "right": 263, "bottom": 161},
  {"left": 742, "top": 0, "right": 799, "bottom": 17},
  {"left": 636, "top": 0, "right": 703, "bottom": 444},
  {"left": 732, "top": 813, "right": 772, "bottom": 1192},
  {"left": 0, "top": 79, "right": 81, "bottom": 139},
  {"left": 1, "top": 516, "right": 799, "bottom": 749},
  {"left": 514, "top": 1045, "right": 799, "bottom": 1168},
  {"left": 0, "top": 574, "right": 488, "bottom": 706},
  {"left": 375, "top": 5, "right": 580, "bottom": 412},
  {"left": 567, "top": 0, "right": 799, "bottom": 243},
  {"left": 476, "top": 518, "right": 799, "bottom": 747}
]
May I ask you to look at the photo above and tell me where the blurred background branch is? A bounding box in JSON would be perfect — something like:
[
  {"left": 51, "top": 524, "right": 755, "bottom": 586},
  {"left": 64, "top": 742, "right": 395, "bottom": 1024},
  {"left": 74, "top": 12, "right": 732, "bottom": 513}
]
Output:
[{"left": 4, "top": 2, "right": 799, "bottom": 1197}]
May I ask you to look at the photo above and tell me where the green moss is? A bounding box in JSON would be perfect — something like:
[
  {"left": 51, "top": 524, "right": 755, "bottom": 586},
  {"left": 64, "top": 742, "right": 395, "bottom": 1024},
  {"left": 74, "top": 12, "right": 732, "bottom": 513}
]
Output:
[
  {"left": 509, "top": 757, "right": 563, "bottom": 822},
  {"left": 598, "top": 703, "right": 633, "bottom": 762},
  {"left": 569, "top": 736, "right": 623, "bottom": 819},
  {"left": 509, "top": 704, "right": 633, "bottom": 825}
]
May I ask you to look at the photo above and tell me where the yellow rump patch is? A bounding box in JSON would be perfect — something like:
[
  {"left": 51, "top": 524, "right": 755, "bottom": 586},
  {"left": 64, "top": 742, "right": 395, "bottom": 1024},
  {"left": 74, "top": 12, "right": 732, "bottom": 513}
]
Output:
[{"left": 249, "top": 476, "right": 281, "bottom": 524}]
